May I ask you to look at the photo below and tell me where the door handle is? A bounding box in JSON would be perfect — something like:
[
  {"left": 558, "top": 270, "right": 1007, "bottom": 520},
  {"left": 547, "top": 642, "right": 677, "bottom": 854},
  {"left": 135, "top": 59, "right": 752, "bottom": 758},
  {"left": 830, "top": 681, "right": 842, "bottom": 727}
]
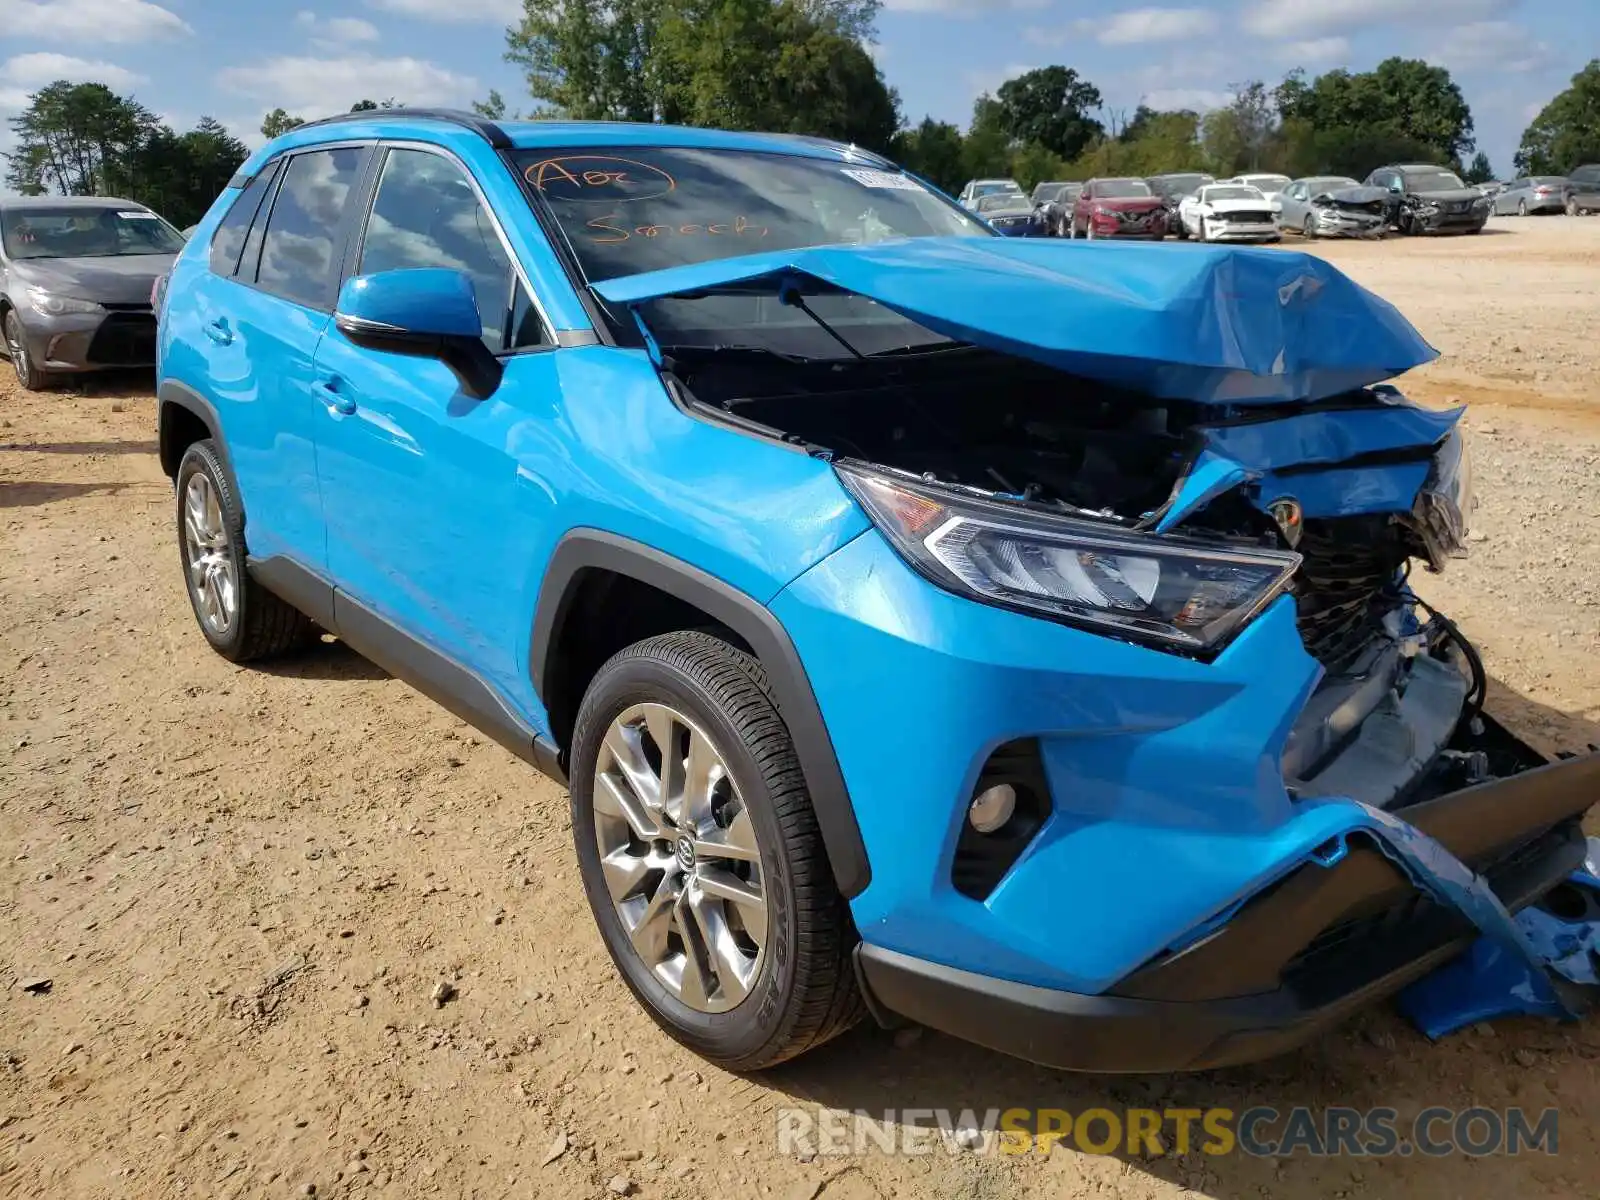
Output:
[
  {"left": 203, "top": 318, "right": 233, "bottom": 346},
  {"left": 317, "top": 377, "right": 356, "bottom": 416}
]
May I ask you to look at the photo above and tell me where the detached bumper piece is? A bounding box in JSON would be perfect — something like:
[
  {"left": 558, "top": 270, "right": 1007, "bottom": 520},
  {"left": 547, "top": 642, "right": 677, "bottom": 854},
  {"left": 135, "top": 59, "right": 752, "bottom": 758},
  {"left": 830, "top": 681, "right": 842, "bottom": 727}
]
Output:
[{"left": 855, "top": 749, "right": 1600, "bottom": 1073}]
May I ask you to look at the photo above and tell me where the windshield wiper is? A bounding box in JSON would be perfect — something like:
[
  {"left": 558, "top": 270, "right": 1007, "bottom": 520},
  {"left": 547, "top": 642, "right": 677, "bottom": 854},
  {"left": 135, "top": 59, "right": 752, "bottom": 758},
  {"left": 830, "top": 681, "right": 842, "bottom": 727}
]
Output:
[{"left": 777, "top": 280, "right": 865, "bottom": 361}]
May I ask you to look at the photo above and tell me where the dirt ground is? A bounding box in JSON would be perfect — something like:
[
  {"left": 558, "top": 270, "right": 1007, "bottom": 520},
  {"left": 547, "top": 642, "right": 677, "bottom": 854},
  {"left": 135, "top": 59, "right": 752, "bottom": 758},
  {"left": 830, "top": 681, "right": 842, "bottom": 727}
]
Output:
[{"left": 4, "top": 214, "right": 1600, "bottom": 1200}]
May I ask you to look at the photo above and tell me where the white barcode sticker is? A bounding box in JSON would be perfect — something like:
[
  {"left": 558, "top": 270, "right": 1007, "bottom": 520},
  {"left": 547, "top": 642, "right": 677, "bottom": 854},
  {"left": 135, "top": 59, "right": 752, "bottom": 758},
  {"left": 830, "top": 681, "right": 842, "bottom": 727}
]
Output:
[
  {"left": 841, "top": 168, "right": 922, "bottom": 191},
  {"left": 119, "top": 210, "right": 158, "bottom": 219}
]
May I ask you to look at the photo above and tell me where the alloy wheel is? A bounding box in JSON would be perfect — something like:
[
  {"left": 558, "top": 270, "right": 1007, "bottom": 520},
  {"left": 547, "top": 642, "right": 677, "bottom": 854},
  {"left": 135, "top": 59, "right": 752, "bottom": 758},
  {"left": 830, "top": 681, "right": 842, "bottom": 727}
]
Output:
[
  {"left": 592, "top": 701, "right": 768, "bottom": 1014},
  {"left": 181, "top": 472, "right": 238, "bottom": 636},
  {"left": 1518, "top": 199, "right": 1527, "bottom": 217},
  {"left": 6, "top": 317, "right": 29, "bottom": 385}
]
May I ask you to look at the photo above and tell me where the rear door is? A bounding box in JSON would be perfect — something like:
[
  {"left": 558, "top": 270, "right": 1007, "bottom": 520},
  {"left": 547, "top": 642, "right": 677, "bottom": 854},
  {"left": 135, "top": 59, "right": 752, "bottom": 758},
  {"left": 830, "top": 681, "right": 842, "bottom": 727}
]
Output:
[
  {"left": 309, "top": 142, "right": 559, "bottom": 700},
  {"left": 172, "top": 145, "right": 370, "bottom": 569}
]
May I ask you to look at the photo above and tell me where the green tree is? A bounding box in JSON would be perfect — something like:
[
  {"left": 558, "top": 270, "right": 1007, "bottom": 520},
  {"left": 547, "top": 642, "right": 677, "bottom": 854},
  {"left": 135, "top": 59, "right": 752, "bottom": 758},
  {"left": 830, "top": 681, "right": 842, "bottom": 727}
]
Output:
[
  {"left": 1515, "top": 59, "right": 1600, "bottom": 174},
  {"left": 890, "top": 117, "right": 965, "bottom": 193},
  {"left": 1464, "top": 150, "right": 1494, "bottom": 183},
  {"left": 473, "top": 89, "right": 509, "bottom": 119},
  {"left": 1274, "top": 59, "right": 1474, "bottom": 167},
  {"left": 261, "top": 108, "right": 305, "bottom": 139},
  {"left": 4, "top": 80, "right": 153, "bottom": 195},
  {"left": 1009, "top": 142, "right": 1067, "bottom": 191},
  {"left": 960, "top": 94, "right": 1012, "bottom": 179},
  {"left": 350, "top": 98, "right": 402, "bottom": 111},
  {"left": 992, "top": 66, "right": 1102, "bottom": 161}
]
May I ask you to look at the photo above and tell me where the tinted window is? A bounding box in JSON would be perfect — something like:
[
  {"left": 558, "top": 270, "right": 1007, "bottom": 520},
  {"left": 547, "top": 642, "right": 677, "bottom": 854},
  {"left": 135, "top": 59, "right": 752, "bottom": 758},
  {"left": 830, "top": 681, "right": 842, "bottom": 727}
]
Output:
[
  {"left": 360, "top": 147, "right": 534, "bottom": 350},
  {"left": 1089, "top": 179, "right": 1152, "bottom": 198},
  {"left": 256, "top": 146, "right": 366, "bottom": 309},
  {"left": 516, "top": 146, "right": 988, "bottom": 282},
  {"left": 2, "top": 205, "right": 185, "bottom": 260},
  {"left": 209, "top": 160, "right": 280, "bottom": 276}
]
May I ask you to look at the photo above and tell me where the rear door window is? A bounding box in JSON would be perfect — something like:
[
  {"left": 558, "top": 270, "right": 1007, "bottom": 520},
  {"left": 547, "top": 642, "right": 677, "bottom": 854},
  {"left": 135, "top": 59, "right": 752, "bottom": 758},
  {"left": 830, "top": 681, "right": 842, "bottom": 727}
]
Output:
[
  {"left": 255, "top": 146, "right": 368, "bottom": 310},
  {"left": 209, "top": 160, "right": 281, "bottom": 277}
]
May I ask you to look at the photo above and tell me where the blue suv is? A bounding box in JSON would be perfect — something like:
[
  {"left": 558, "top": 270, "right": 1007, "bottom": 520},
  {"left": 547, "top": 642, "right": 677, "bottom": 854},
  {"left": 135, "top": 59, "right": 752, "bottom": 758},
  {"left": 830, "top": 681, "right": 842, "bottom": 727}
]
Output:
[{"left": 156, "top": 110, "right": 1599, "bottom": 1073}]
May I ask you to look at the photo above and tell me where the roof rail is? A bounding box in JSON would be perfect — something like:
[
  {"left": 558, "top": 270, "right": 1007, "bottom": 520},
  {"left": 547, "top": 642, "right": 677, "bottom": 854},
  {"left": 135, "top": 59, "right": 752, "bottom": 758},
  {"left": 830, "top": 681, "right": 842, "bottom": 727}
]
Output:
[{"left": 293, "top": 107, "right": 512, "bottom": 150}]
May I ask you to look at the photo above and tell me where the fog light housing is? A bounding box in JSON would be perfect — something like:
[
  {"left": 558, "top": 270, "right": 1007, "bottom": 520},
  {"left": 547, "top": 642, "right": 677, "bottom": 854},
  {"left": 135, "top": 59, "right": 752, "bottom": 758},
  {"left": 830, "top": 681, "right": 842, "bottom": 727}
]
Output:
[{"left": 968, "top": 783, "right": 1016, "bottom": 834}]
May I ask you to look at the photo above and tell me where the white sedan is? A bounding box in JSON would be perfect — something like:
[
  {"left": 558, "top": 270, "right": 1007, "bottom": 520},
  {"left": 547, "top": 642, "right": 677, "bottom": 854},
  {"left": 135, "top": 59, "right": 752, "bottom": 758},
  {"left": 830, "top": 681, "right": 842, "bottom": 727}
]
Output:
[{"left": 1178, "top": 184, "right": 1282, "bottom": 244}]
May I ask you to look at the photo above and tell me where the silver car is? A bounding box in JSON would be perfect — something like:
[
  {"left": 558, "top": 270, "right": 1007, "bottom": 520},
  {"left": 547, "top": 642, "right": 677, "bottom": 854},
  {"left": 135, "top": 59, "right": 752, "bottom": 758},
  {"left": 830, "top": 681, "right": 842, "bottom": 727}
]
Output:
[
  {"left": 1492, "top": 176, "right": 1570, "bottom": 216},
  {"left": 1277, "top": 176, "right": 1388, "bottom": 238},
  {"left": 0, "top": 196, "right": 183, "bottom": 390}
]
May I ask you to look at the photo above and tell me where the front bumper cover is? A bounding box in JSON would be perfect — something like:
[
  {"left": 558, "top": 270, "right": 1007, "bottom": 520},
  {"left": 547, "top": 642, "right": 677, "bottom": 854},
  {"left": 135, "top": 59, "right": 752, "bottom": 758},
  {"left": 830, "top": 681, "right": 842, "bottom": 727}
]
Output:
[{"left": 856, "top": 747, "right": 1600, "bottom": 1072}]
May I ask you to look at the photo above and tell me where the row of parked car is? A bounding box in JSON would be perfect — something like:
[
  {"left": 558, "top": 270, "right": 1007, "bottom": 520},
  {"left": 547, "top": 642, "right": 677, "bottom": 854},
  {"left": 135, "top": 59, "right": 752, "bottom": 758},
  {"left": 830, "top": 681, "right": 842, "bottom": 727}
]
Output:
[{"left": 958, "top": 162, "right": 1600, "bottom": 243}]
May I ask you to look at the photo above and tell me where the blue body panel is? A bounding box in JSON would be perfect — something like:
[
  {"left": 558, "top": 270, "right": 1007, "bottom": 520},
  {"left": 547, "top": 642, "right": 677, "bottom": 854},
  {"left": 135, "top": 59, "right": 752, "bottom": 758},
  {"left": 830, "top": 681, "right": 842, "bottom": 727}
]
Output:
[
  {"left": 162, "top": 115, "right": 1540, "bottom": 1023},
  {"left": 594, "top": 237, "right": 1440, "bottom": 404}
]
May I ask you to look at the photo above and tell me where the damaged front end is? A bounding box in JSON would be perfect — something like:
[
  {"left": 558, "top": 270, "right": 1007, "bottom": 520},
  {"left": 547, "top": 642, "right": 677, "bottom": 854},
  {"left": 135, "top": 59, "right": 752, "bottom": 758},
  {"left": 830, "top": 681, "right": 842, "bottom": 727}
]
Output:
[
  {"left": 595, "top": 237, "right": 1600, "bottom": 1063},
  {"left": 1306, "top": 185, "right": 1389, "bottom": 238}
]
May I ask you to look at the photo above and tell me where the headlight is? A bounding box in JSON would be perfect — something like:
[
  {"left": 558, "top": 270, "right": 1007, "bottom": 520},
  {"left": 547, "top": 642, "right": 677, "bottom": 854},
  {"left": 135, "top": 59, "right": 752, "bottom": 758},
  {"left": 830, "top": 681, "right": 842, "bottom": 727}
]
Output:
[
  {"left": 837, "top": 464, "right": 1301, "bottom": 654},
  {"left": 26, "top": 286, "right": 101, "bottom": 317}
]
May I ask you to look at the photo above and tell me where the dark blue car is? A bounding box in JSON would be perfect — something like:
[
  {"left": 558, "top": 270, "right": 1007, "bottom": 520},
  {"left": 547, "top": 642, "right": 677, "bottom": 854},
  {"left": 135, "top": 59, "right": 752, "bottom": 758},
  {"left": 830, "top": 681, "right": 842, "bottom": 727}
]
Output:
[{"left": 153, "top": 110, "right": 1600, "bottom": 1074}]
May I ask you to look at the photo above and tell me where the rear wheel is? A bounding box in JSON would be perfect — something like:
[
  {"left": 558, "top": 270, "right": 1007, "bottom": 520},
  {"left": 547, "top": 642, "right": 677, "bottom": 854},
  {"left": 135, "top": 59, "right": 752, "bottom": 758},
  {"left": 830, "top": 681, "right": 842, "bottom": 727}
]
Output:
[
  {"left": 5, "top": 310, "right": 47, "bottom": 391},
  {"left": 175, "top": 439, "right": 314, "bottom": 662},
  {"left": 569, "top": 631, "right": 862, "bottom": 1071},
  {"left": 1568, "top": 196, "right": 1580, "bottom": 217}
]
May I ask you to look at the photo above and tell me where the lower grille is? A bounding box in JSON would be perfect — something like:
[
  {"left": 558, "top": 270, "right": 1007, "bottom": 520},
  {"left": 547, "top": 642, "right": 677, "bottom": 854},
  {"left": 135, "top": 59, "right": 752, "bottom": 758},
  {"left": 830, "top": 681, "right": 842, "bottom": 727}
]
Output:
[
  {"left": 86, "top": 312, "right": 157, "bottom": 365},
  {"left": 1219, "top": 210, "right": 1273, "bottom": 223},
  {"left": 1290, "top": 519, "right": 1406, "bottom": 667}
]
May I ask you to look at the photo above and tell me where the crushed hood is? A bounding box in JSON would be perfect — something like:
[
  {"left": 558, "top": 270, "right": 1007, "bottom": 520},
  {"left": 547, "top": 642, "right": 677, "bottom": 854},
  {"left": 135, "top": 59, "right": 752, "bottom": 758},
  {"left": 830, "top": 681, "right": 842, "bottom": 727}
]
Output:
[{"left": 592, "top": 237, "right": 1438, "bottom": 406}]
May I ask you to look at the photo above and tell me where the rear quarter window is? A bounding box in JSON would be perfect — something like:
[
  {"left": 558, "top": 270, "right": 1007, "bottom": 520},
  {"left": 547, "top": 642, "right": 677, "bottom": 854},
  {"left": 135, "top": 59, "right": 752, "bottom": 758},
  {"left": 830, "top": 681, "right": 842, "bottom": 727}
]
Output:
[{"left": 208, "top": 160, "right": 281, "bottom": 277}]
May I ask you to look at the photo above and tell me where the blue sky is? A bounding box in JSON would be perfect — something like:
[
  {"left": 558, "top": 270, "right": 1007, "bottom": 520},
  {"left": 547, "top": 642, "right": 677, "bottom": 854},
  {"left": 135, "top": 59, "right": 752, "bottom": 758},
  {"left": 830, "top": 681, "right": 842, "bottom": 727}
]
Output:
[{"left": 0, "top": 0, "right": 1592, "bottom": 177}]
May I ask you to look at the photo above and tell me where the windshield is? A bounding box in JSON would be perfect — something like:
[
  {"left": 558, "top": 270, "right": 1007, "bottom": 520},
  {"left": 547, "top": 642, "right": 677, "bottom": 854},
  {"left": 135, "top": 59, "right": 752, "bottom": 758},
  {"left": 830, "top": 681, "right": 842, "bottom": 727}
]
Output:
[
  {"left": 1, "top": 205, "right": 184, "bottom": 259},
  {"left": 1531, "top": 177, "right": 1568, "bottom": 186},
  {"left": 1309, "top": 177, "right": 1359, "bottom": 192},
  {"left": 1405, "top": 170, "right": 1466, "bottom": 191},
  {"left": 1153, "top": 174, "right": 1210, "bottom": 196},
  {"left": 1090, "top": 179, "right": 1152, "bottom": 198},
  {"left": 519, "top": 146, "right": 992, "bottom": 361},
  {"left": 1243, "top": 175, "right": 1290, "bottom": 191},
  {"left": 1204, "top": 186, "right": 1262, "bottom": 201},
  {"left": 972, "top": 180, "right": 1021, "bottom": 198},
  {"left": 518, "top": 147, "right": 989, "bottom": 284},
  {"left": 976, "top": 194, "right": 1029, "bottom": 213},
  {"left": 1032, "top": 183, "right": 1067, "bottom": 202}
]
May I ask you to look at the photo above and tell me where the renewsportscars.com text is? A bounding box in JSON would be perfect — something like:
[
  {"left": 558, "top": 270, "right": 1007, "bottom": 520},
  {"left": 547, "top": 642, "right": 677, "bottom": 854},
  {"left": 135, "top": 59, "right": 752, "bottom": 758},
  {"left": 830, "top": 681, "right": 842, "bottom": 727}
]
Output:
[{"left": 775, "top": 1105, "right": 1560, "bottom": 1158}]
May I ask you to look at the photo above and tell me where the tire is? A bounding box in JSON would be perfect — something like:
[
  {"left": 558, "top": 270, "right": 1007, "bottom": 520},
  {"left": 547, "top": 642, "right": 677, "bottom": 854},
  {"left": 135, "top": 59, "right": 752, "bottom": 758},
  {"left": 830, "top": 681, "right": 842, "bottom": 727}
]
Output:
[
  {"left": 1301, "top": 217, "right": 1317, "bottom": 239},
  {"left": 175, "top": 439, "right": 314, "bottom": 662},
  {"left": 1199, "top": 217, "right": 1211, "bottom": 243},
  {"left": 1517, "top": 199, "right": 1527, "bottom": 217},
  {"left": 5, "top": 309, "right": 47, "bottom": 391},
  {"left": 1567, "top": 197, "right": 1580, "bottom": 217},
  {"left": 569, "top": 630, "right": 863, "bottom": 1071},
  {"left": 1085, "top": 221, "right": 1097, "bottom": 240}
]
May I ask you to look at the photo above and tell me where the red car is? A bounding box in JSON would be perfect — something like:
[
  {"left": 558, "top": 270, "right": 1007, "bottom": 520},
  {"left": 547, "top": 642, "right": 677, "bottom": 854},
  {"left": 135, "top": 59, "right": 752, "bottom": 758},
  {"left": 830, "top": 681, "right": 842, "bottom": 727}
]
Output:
[{"left": 1071, "top": 177, "right": 1169, "bottom": 240}]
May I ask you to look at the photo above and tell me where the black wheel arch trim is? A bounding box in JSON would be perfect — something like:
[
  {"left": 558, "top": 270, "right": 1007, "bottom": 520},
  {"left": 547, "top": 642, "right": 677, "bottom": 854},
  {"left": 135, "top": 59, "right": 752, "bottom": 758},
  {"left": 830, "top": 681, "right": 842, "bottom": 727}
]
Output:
[
  {"left": 529, "top": 528, "right": 871, "bottom": 899},
  {"left": 158, "top": 379, "right": 234, "bottom": 483}
]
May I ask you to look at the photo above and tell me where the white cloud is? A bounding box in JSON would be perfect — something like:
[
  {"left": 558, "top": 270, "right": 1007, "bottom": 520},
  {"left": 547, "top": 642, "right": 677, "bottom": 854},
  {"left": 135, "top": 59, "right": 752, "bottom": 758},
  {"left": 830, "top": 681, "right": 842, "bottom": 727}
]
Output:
[
  {"left": 217, "top": 54, "right": 477, "bottom": 118},
  {"left": 0, "top": 0, "right": 189, "bottom": 43},
  {"left": 1277, "top": 36, "right": 1350, "bottom": 65},
  {"left": 886, "top": 0, "right": 1047, "bottom": 13},
  {"left": 294, "top": 11, "right": 382, "bottom": 43},
  {"left": 364, "top": 0, "right": 520, "bottom": 20},
  {"left": 1070, "top": 7, "right": 1217, "bottom": 45},
  {"left": 1428, "top": 21, "right": 1552, "bottom": 74},
  {"left": 1243, "top": 0, "right": 1504, "bottom": 40},
  {"left": 1139, "top": 87, "right": 1232, "bottom": 112},
  {"left": 0, "top": 51, "right": 145, "bottom": 109}
]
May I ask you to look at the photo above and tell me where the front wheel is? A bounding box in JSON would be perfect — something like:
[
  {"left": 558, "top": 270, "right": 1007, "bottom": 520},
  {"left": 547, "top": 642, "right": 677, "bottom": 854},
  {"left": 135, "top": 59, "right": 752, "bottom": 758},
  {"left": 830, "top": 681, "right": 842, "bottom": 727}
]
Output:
[
  {"left": 4, "top": 310, "right": 47, "bottom": 391},
  {"left": 1567, "top": 197, "right": 1580, "bottom": 217},
  {"left": 569, "top": 631, "right": 863, "bottom": 1071},
  {"left": 1517, "top": 199, "right": 1528, "bottom": 217}
]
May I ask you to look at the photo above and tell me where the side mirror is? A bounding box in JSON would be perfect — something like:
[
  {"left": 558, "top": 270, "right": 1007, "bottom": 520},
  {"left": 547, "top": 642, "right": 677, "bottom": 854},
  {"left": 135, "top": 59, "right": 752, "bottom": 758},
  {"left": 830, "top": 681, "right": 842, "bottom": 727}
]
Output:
[{"left": 335, "top": 268, "right": 502, "bottom": 400}]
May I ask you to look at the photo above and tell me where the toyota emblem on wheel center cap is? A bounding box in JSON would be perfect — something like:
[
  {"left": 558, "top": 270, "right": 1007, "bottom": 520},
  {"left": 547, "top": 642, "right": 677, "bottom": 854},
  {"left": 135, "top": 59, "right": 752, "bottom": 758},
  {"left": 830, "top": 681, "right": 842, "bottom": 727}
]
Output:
[{"left": 675, "top": 836, "right": 696, "bottom": 872}]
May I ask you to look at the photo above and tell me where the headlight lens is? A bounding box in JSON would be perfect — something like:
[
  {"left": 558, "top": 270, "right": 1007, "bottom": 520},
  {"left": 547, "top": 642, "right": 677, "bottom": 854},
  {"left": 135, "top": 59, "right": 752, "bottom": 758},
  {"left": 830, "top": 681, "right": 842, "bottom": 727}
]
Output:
[
  {"left": 837, "top": 464, "right": 1301, "bottom": 654},
  {"left": 26, "top": 286, "right": 101, "bottom": 317}
]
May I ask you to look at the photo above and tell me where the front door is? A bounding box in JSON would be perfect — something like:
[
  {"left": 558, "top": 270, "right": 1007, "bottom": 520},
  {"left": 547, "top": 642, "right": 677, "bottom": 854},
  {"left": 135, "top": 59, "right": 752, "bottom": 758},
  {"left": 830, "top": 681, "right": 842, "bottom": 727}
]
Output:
[{"left": 310, "top": 144, "right": 557, "bottom": 704}]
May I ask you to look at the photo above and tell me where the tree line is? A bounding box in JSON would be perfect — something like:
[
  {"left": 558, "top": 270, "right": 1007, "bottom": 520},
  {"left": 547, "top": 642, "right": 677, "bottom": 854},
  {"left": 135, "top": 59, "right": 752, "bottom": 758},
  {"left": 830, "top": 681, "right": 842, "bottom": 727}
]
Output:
[{"left": 4, "top": 0, "right": 1598, "bottom": 229}]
